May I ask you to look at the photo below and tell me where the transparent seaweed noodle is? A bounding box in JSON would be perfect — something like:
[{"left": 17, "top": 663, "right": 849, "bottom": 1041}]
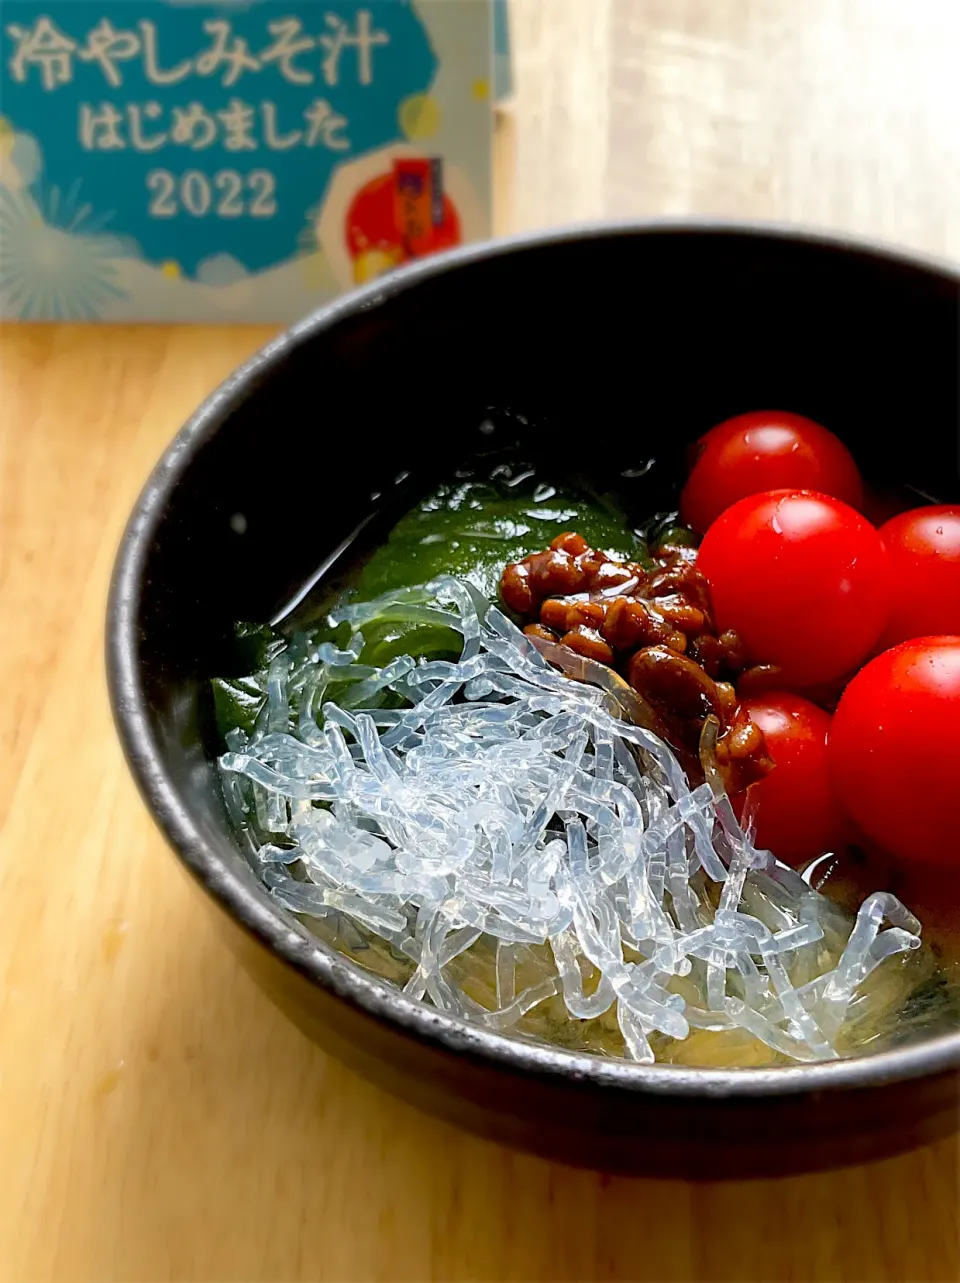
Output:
[{"left": 220, "top": 577, "right": 940, "bottom": 1065}]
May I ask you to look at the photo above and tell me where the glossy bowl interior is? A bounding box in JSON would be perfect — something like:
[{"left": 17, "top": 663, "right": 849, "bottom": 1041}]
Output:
[{"left": 108, "top": 222, "right": 960, "bottom": 1177}]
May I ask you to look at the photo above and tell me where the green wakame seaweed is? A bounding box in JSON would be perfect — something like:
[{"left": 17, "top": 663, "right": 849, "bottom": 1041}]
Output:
[{"left": 212, "top": 471, "right": 652, "bottom": 740}]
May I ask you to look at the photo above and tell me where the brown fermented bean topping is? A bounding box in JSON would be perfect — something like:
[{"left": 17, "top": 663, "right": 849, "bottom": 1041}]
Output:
[
  {"left": 592, "top": 561, "right": 639, "bottom": 591},
  {"left": 601, "top": 597, "right": 646, "bottom": 650},
  {"left": 601, "top": 597, "right": 672, "bottom": 650},
  {"left": 643, "top": 555, "right": 713, "bottom": 616},
  {"left": 527, "top": 549, "right": 585, "bottom": 597},
  {"left": 628, "top": 645, "right": 725, "bottom": 720},
  {"left": 725, "top": 716, "right": 766, "bottom": 760},
  {"left": 715, "top": 709, "right": 776, "bottom": 793},
  {"left": 645, "top": 594, "right": 706, "bottom": 634},
  {"left": 539, "top": 598, "right": 574, "bottom": 633},
  {"left": 736, "top": 663, "right": 785, "bottom": 699},
  {"left": 550, "top": 531, "right": 590, "bottom": 556},
  {"left": 500, "top": 531, "right": 774, "bottom": 789},
  {"left": 719, "top": 629, "right": 748, "bottom": 671},
  {"left": 689, "top": 632, "right": 724, "bottom": 678},
  {"left": 716, "top": 681, "right": 739, "bottom": 723},
  {"left": 500, "top": 561, "right": 533, "bottom": 615},
  {"left": 561, "top": 626, "right": 615, "bottom": 665},
  {"left": 566, "top": 599, "right": 607, "bottom": 630},
  {"left": 523, "top": 623, "right": 559, "bottom": 643}
]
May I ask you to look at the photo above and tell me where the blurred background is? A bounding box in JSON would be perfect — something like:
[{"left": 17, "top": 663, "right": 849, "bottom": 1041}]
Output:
[
  {"left": 504, "top": 1, "right": 959, "bottom": 254},
  {"left": 2, "top": 2, "right": 959, "bottom": 1281}
]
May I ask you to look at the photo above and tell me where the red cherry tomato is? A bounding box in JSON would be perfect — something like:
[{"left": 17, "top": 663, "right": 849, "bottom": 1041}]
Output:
[
  {"left": 877, "top": 506, "right": 960, "bottom": 648},
  {"left": 697, "top": 489, "right": 889, "bottom": 687},
  {"left": 736, "top": 693, "right": 846, "bottom": 864},
  {"left": 828, "top": 637, "right": 960, "bottom": 867},
  {"left": 680, "top": 411, "right": 864, "bottom": 534}
]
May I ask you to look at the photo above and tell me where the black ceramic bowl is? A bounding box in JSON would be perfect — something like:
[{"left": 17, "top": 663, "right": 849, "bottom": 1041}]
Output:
[{"left": 108, "top": 221, "right": 960, "bottom": 1178}]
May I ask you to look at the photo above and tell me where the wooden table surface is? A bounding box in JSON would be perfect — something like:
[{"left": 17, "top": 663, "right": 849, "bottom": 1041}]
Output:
[{"left": 2, "top": 3, "right": 959, "bottom": 1280}]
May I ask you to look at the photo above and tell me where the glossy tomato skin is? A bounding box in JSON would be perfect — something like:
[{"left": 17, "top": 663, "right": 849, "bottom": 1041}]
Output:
[
  {"left": 877, "top": 506, "right": 960, "bottom": 647},
  {"left": 828, "top": 636, "right": 960, "bottom": 867},
  {"left": 680, "top": 411, "right": 864, "bottom": 534},
  {"left": 737, "top": 693, "right": 846, "bottom": 864},
  {"left": 697, "top": 489, "right": 890, "bottom": 687}
]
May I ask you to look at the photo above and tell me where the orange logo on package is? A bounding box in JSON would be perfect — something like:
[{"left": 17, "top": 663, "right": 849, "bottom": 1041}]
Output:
[{"left": 345, "top": 157, "right": 463, "bottom": 284}]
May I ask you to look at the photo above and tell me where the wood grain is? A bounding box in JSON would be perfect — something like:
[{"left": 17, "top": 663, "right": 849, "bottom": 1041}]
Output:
[{"left": 2, "top": 4, "right": 959, "bottom": 1279}]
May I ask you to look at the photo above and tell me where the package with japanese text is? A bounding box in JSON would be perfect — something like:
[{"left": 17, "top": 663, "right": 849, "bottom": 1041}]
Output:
[{"left": 0, "top": 1, "right": 494, "bottom": 321}]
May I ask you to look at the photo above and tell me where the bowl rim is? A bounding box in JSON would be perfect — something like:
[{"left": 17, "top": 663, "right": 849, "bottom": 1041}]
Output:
[{"left": 107, "top": 216, "right": 960, "bottom": 1100}]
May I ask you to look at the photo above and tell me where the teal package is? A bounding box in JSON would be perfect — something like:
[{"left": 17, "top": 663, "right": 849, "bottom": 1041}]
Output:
[
  {"left": 0, "top": 0, "right": 494, "bottom": 321},
  {"left": 493, "top": 0, "right": 511, "bottom": 102}
]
